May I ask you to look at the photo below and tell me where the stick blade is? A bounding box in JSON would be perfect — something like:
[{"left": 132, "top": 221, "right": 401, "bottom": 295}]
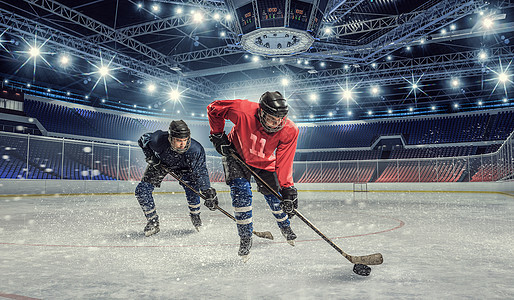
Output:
[
  {"left": 252, "top": 230, "right": 274, "bottom": 240},
  {"left": 349, "top": 253, "right": 383, "bottom": 265}
]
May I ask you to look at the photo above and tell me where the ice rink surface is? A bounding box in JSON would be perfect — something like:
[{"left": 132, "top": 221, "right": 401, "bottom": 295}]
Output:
[{"left": 1, "top": 189, "right": 513, "bottom": 299}]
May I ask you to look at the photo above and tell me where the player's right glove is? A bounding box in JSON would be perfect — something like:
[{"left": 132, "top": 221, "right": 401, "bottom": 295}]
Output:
[
  {"left": 280, "top": 186, "right": 298, "bottom": 218},
  {"left": 202, "top": 187, "right": 218, "bottom": 211},
  {"left": 145, "top": 155, "right": 161, "bottom": 168},
  {"left": 209, "top": 132, "right": 233, "bottom": 156}
]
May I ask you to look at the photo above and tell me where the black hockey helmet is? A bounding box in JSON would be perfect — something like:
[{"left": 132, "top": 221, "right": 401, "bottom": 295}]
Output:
[
  {"left": 258, "top": 91, "right": 288, "bottom": 133},
  {"left": 168, "top": 120, "right": 191, "bottom": 153}
]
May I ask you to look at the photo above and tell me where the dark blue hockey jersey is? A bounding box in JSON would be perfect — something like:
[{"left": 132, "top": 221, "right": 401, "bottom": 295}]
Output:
[{"left": 138, "top": 130, "right": 211, "bottom": 190}]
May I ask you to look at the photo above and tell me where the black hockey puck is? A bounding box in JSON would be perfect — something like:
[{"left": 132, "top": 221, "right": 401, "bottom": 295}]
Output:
[{"left": 353, "top": 264, "right": 371, "bottom": 276}]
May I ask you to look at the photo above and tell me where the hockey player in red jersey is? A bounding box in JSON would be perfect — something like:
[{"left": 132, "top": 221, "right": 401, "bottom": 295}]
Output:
[{"left": 207, "top": 91, "right": 299, "bottom": 260}]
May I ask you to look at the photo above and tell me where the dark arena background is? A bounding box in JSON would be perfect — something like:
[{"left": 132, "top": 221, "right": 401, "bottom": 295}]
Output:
[{"left": 0, "top": 0, "right": 513, "bottom": 299}]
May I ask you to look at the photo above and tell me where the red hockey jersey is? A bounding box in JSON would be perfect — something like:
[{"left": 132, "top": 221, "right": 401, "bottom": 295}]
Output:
[{"left": 207, "top": 99, "right": 299, "bottom": 188}]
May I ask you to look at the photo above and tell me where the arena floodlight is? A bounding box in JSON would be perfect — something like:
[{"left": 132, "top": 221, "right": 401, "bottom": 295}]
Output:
[
  {"left": 99, "top": 66, "right": 109, "bottom": 77},
  {"left": 320, "top": 62, "right": 326, "bottom": 67},
  {"left": 478, "top": 101, "right": 483, "bottom": 105},
  {"left": 225, "top": 14, "right": 232, "bottom": 21},
  {"left": 503, "top": 98, "right": 508, "bottom": 103},
  {"left": 371, "top": 86, "right": 379, "bottom": 95},
  {"left": 137, "top": 3, "right": 142, "bottom": 9},
  {"left": 409, "top": 107, "right": 413, "bottom": 112},
  {"left": 482, "top": 17, "right": 494, "bottom": 29},
  {"left": 147, "top": 83, "right": 156, "bottom": 93},
  {"left": 498, "top": 72, "right": 508, "bottom": 83},
  {"left": 133, "top": 104, "right": 137, "bottom": 108},
  {"left": 388, "top": 109, "right": 392, "bottom": 114},
  {"left": 450, "top": 24, "right": 456, "bottom": 30},
  {"left": 451, "top": 79, "right": 460, "bottom": 88},
  {"left": 342, "top": 89, "right": 352, "bottom": 100},
  {"left": 478, "top": 51, "right": 488, "bottom": 61},
  {"left": 406, "top": 46, "right": 411, "bottom": 51},
  {"left": 328, "top": 112, "right": 333, "bottom": 117},
  {"left": 176, "top": 8, "right": 183, "bottom": 14},
  {"left": 281, "top": 77, "right": 289, "bottom": 86},
  {"left": 213, "top": 13, "right": 220, "bottom": 20},
  {"left": 193, "top": 12, "right": 204, "bottom": 23},
  {"left": 441, "top": 29, "right": 447, "bottom": 35},
  {"left": 309, "top": 93, "right": 318, "bottom": 102},
  {"left": 454, "top": 103, "right": 459, "bottom": 108},
  {"left": 309, "top": 114, "right": 314, "bottom": 119},
  {"left": 169, "top": 89, "right": 180, "bottom": 101},
  {"left": 347, "top": 111, "right": 352, "bottom": 116},
  {"left": 367, "top": 110, "right": 373, "bottom": 115},
  {"left": 29, "top": 46, "right": 40, "bottom": 57},
  {"left": 220, "top": 32, "right": 226, "bottom": 37},
  {"left": 252, "top": 56, "right": 260, "bottom": 62},
  {"left": 59, "top": 54, "right": 70, "bottom": 66},
  {"left": 151, "top": 4, "right": 160, "bottom": 13},
  {"left": 324, "top": 27, "right": 332, "bottom": 35}
]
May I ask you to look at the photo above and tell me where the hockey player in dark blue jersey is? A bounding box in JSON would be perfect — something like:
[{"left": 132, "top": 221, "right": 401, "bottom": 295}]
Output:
[{"left": 135, "top": 120, "right": 218, "bottom": 236}]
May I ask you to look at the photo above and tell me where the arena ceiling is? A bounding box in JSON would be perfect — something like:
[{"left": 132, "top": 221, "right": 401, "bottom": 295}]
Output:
[{"left": 0, "top": 0, "right": 514, "bottom": 121}]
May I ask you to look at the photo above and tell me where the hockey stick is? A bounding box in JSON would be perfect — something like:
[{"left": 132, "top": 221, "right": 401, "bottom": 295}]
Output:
[
  {"left": 229, "top": 152, "right": 383, "bottom": 274},
  {"left": 161, "top": 165, "right": 274, "bottom": 240}
]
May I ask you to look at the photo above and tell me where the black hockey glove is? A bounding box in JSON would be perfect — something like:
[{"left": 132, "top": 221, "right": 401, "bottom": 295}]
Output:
[
  {"left": 202, "top": 187, "right": 218, "bottom": 211},
  {"left": 280, "top": 186, "right": 298, "bottom": 218},
  {"left": 209, "top": 132, "right": 233, "bottom": 156},
  {"left": 145, "top": 155, "right": 161, "bottom": 168}
]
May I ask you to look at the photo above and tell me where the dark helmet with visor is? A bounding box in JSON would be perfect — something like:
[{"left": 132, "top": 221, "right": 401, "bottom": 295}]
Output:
[
  {"left": 168, "top": 120, "right": 191, "bottom": 154},
  {"left": 258, "top": 91, "right": 288, "bottom": 133}
]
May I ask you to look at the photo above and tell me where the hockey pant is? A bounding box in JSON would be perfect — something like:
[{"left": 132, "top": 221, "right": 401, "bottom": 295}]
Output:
[
  {"left": 136, "top": 165, "right": 201, "bottom": 222},
  {"left": 223, "top": 155, "right": 290, "bottom": 238}
]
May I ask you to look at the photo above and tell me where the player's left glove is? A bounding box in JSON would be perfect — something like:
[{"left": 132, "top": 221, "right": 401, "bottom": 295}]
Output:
[
  {"left": 280, "top": 186, "right": 298, "bottom": 218},
  {"left": 202, "top": 187, "right": 218, "bottom": 211},
  {"left": 145, "top": 155, "right": 161, "bottom": 169},
  {"left": 209, "top": 132, "right": 233, "bottom": 156}
]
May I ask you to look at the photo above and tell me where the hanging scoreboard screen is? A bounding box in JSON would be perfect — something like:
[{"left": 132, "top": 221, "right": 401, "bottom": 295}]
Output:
[
  {"left": 288, "top": 0, "right": 312, "bottom": 31},
  {"left": 258, "top": 0, "right": 286, "bottom": 28},
  {"left": 236, "top": 2, "right": 256, "bottom": 34}
]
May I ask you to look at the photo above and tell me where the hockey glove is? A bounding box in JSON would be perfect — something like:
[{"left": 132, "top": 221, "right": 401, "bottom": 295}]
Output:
[
  {"left": 145, "top": 155, "right": 161, "bottom": 168},
  {"left": 280, "top": 186, "right": 298, "bottom": 218},
  {"left": 202, "top": 187, "right": 218, "bottom": 211},
  {"left": 209, "top": 132, "right": 233, "bottom": 156}
]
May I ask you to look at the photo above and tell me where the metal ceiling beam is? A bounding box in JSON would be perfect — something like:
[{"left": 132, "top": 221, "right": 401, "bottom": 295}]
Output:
[
  {"left": 0, "top": 8, "right": 214, "bottom": 98},
  {"left": 215, "top": 46, "right": 514, "bottom": 93},
  {"left": 173, "top": 46, "right": 245, "bottom": 63},
  {"left": 84, "top": 15, "right": 196, "bottom": 43},
  {"left": 307, "top": 0, "right": 486, "bottom": 62},
  {"left": 331, "top": 11, "right": 423, "bottom": 38},
  {"left": 358, "top": 0, "right": 486, "bottom": 62},
  {"left": 21, "top": 0, "right": 218, "bottom": 93}
]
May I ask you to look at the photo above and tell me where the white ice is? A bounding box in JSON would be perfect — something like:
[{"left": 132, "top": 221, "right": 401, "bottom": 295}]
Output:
[{"left": 1, "top": 189, "right": 513, "bottom": 299}]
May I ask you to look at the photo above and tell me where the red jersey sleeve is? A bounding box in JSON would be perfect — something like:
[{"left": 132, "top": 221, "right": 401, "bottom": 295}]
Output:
[
  {"left": 207, "top": 99, "right": 244, "bottom": 134},
  {"left": 276, "top": 120, "right": 299, "bottom": 188}
]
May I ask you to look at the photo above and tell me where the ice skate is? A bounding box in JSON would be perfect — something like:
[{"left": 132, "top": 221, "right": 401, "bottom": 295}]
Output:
[
  {"left": 190, "top": 213, "right": 202, "bottom": 232},
  {"left": 238, "top": 237, "right": 252, "bottom": 262},
  {"left": 281, "top": 226, "right": 297, "bottom": 246},
  {"left": 144, "top": 219, "right": 160, "bottom": 237}
]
